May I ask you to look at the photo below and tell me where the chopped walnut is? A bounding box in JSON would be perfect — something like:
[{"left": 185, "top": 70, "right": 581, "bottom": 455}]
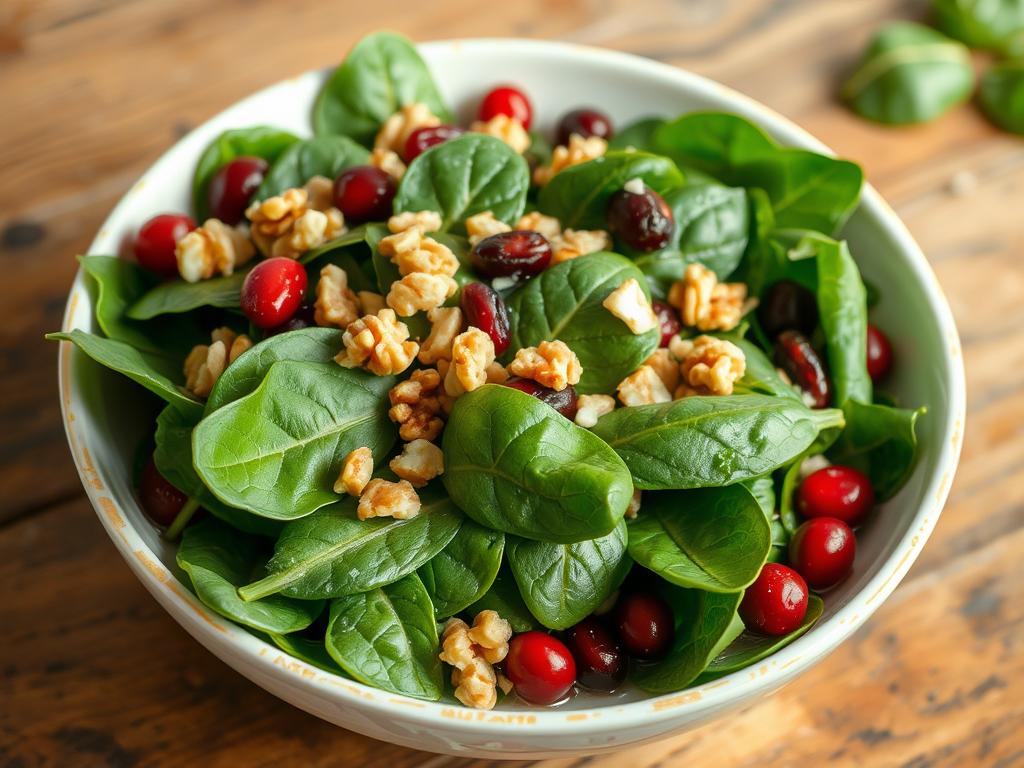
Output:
[
  {"left": 668, "top": 264, "right": 748, "bottom": 332},
  {"left": 375, "top": 102, "right": 441, "bottom": 154},
  {"left": 315, "top": 264, "right": 361, "bottom": 328},
  {"left": 335, "top": 309, "right": 419, "bottom": 376},
  {"left": 617, "top": 364, "right": 673, "bottom": 407},
  {"left": 176, "top": 219, "right": 255, "bottom": 283},
  {"left": 303, "top": 175, "right": 336, "bottom": 212},
  {"left": 466, "top": 211, "right": 512, "bottom": 246},
  {"left": 674, "top": 335, "right": 747, "bottom": 396},
  {"left": 370, "top": 147, "right": 406, "bottom": 180},
  {"left": 439, "top": 611, "right": 513, "bottom": 710},
  {"left": 444, "top": 328, "right": 495, "bottom": 396},
  {"left": 485, "top": 361, "right": 509, "bottom": 384},
  {"left": 386, "top": 273, "right": 458, "bottom": 316},
  {"left": 644, "top": 348, "right": 681, "bottom": 393},
  {"left": 387, "top": 210, "right": 442, "bottom": 235},
  {"left": 271, "top": 208, "right": 345, "bottom": 260},
  {"left": 247, "top": 186, "right": 345, "bottom": 259},
  {"left": 574, "top": 393, "right": 616, "bottom": 428},
  {"left": 626, "top": 489, "right": 642, "bottom": 519},
  {"left": 248, "top": 188, "right": 308, "bottom": 239},
  {"left": 603, "top": 278, "right": 659, "bottom": 334},
  {"left": 389, "top": 439, "right": 444, "bottom": 487},
  {"left": 388, "top": 368, "right": 445, "bottom": 442},
  {"left": 379, "top": 212, "right": 458, "bottom": 279},
  {"left": 533, "top": 134, "right": 608, "bottom": 186},
  {"left": 356, "top": 478, "right": 421, "bottom": 520},
  {"left": 515, "top": 212, "right": 563, "bottom": 241},
  {"left": 470, "top": 114, "right": 531, "bottom": 154},
  {"left": 550, "top": 228, "right": 612, "bottom": 264},
  {"left": 183, "top": 327, "right": 252, "bottom": 397},
  {"left": 358, "top": 291, "right": 386, "bottom": 315},
  {"left": 418, "top": 307, "right": 463, "bottom": 364},
  {"left": 508, "top": 340, "right": 582, "bottom": 391},
  {"left": 467, "top": 609, "right": 513, "bottom": 664},
  {"left": 334, "top": 446, "right": 373, "bottom": 496}
]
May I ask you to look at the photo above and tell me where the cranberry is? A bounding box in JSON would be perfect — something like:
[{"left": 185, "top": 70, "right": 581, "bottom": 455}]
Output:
[
  {"left": 562, "top": 617, "right": 625, "bottom": 691},
  {"left": 471, "top": 230, "right": 551, "bottom": 279},
  {"left": 208, "top": 156, "right": 268, "bottom": 225},
  {"left": 461, "top": 282, "right": 511, "bottom": 355},
  {"left": 133, "top": 214, "right": 196, "bottom": 277},
  {"left": 866, "top": 323, "right": 893, "bottom": 382},
  {"left": 404, "top": 125, "right": 466, "bottom": 162},
  {"left": 478, "top": 85, "right": 533, "bottom": 130},
  {"left": 798, "top": 465, "right": 874, "bottom": 526},
  {"left": 774, "top": 330, "right": 832, "bottom": 408},
  {"left": 789, "top": 517, "right": 856, "bottom": 589},
  {"left": 503, "top": 377, "right": 578, "bottom": 420},
  {"left": 652, "top": 300, "right": 681, "bottom": 348},
  {"left": 739, "top": 563, "right": 808, "bottom": 636},
  {"left": 615, "top": 591, "right": 674, "bottom": 660},
  {"left": 138, "top": 458, "right": 188, "bottom": 527},
  {"left": 240, "top": 257, "right": 308, "bottom": 329},
  {"left": 758, "top": 280, "right": 819, "bottom": 339},
  {"left": 332, "top": 166, "right": 396, "bottom": 224},
  {"left": 265, "top": 304, "right": 316, "bottom": 336},
  {"left": 505, "top": 631, "right": 576, "bottom": 705},
  {"left": 607, "top": 186, "right": 674, "bottom": 252},
  {"left": 556, "top": 108, "right": 614, "bottom": 145}
]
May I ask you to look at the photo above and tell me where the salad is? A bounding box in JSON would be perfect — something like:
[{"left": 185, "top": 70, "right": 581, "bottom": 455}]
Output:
[{"left": 50, "top": 32, "right": 924, "bottom": 710}]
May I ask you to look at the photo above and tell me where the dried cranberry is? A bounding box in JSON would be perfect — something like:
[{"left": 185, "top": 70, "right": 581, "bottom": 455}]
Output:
[
  {"left": 774, "top": 330, "right": 832, "bottom": 408},
  {"left": 207, "top": 156, "right": 268, "bottom": 225},
  {"left": 471, "top": 230, "right": 551, "bottom": 279},
  {"left": 479, "top": 85, "right": 533, "bottom": 130},
  {"left": 404, "top": 125, "right": 465, "bottom": 162},
  {"left": 332, "top": 166, "right": 395, "bottom": 224},
  {"left": 614, "top": 591, "right": 674, "bottom": 660},
  {"left": 607, "top": 185, "right": 674, "bottom": 252},
  {"left": 652, "top": 300, "right": 681, "bottom": 348},
  {"left": 461, "top": 282, "right": 511, "bottom": 355},
  {"left": 503, "top": 377, "right": 578, "bottom": 420},
  {"left": 789, "top": 517, "right": 856, "bottom": 589},
  {"left": 556, "top": 108, "right": 614, "bottom": 145},
  {"left": 134, "top": 214, "right": 195, "bottom": 277},
  {"left": 138, "top": 457, "right": 187, "bottom": 527},
  {"left": 866, "top": 323, "right": 893, "bottom": 382},
  {"left": 798, "top": 465, "right": 874, "bottom": 527},
  {"left": 562, "top": 617, "right": 625, "bottom": 691},
  {"left": 758, "top": 280, "right": 819, "bottom": 338},
  {"left": 739, "top": 563, "right": 808, "bottom": 636},
  {"left": 240, "top": 257, "right": 308, "bottom": 329},
  {"left": 505, "top": 631, "right": 576, "bottom": 705}
]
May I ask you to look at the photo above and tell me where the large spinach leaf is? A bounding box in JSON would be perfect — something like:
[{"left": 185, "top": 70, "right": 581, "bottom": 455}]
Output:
[
  {"left": 417, "top": 520, "right": 504, "bottom": 619},
  {"left": 442, "top": 385, "right": 633, "bottom": 543},
  {"left": 466, "top": 567, "right": 537, "bottom": 632},
  {"left": 257, "top": 135, "right": 370, "bottom": 199},
  {"left": 652, "top": 112, "right": 777, "bottom": 183},
  {"left": 981, "top": 60, "right": 1024, "bottom": 134},
  {"left": 267, "top": 632, "right": 346, "bottom": 675},
  {"left": 830, "top": 400, "right": 925, "bottom": 500},
  {"left": 608, "top": 117, "right": 667, "bottom": 152},
  {"left": 732, "top": 339, "right": 803, "bottom": 402},
  {"left": 127, "top": 270, "right": 248, "bottom": 320},
  {"left": 934, "top": 0, "right": 1024, "bottom": 52}
]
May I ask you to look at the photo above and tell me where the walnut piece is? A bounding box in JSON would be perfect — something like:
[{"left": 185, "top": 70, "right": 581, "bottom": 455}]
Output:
[
  {"left": 358, "top": 291, "right": 386, "bottom": 316},
  {"left": 574, "top": 393, "right": 616, "bottom": 428},
  {"left": 176, "top": 219, "right": 255, "bottom": 283},
  {"left": 508, "top": 340, "right": 582, "bottom": 391},
  {"left": 602, "top": 277, "right": 659, "bottom": 334},
  {"left": 439, "top": 611, "right": 513, "bottom": 710},
  {"left": 246, "top": 186, "right": 345, "bottom": 260},
  {"left": 644, "top": 348, "right": 681, "bottom": 393},
  {"left": 357, "top": 478, "right": 421, "bottom": 520},
  {"left": 486, "top": 360, "right": 509, "bottom": 384},
  {"left": 444, "top": 328, "right": 496, "bottom": 397},
  {"left": 370, "top": 147, "right": 407, "bottom": 180},
  {"left": 388, "top": 368, "right": 446, "bottom": 442},
  {"left": 315, "top": 264, "right": 361, "bottom": 328},
  {"left": 303, "top": 175, "right": 336, "bottom": 212},
  {"left": 247, "top": 188, "right": 308, "bottom": 239},
  {"left": 334, "top": 446, "right": 373, "bottom": 496},
  {"left": 389, "top": 439, "right": 445, "bottom": 487},
  {"left": 335, "top": 309, "right": 419, "bottom": 376},
  {"left": 386, "top": 273, "right": 458, "bottom": 316},
  {"left": 379, "top": 213, "right": 458, "bottom": 278},
  {"left": 375, "top": 103, "right": 441, "bottom": 154},
  {"left": 183, "top": 327, "right": 252, "bottom": 398},
  {"left": 466, "top": 211, "right": 512, "bottom": 246},
  {"left": 673, "top": 335, "right": 747, "bottom": 396},
  {"left": 470, "top": 114, "right": 531, "bottom": 154},
  {"left": 515, "top": 211, "right": 562, "bottom": 240},
  {"left": 617, "top": 364, "right": 673, "bottom": 407},
  {"left": 387, "top": 211, "right": 442, "bottom": 235},
  {"left": 668, "top": 264, "right": 748, "bottom": 332},
  {"left": 549, "top": 228, "right": 612, "bottom": 265},
  {"left": 418, "top": 306, "right": 463, "bottom": 364},
  {"left": 533, "top": 134, "right": 608, "bottom": 186},
  {"left": 271, "top": 208, "right": 345, "bottom": 260}
]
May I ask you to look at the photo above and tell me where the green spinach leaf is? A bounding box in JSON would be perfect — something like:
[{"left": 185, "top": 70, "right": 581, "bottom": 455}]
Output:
[
  {"left": 417, "top": 520, "right": 504, "bottom": 619},
  {"left": 466, "top": 567, "right": 537, "bottom": 632},
  {"left": 267, "top": 632, "right": 346, "bottom": 675},
  {"left": 743, "top": 474, "right": 777, "bottom": 517},
  {"left": 257, "top": 135, "right": 370, "bottom": 199},
  {"left": 652, "top": 112, "right": 777, "bottom": 183},
  {"left": 127, "top": 270, "right": 249, "bottom": 320},
  {"left": 981, "top": 59, "right": 1024, "bottom": 133},
  {"left": 829, "top": 400, "right": 925, "bottom": 500},
  {"left": 732, "top": 339, "right": 803, "bottom": 402},
  {"left": 934, "top": 0, "right": 1024, "bottom": 52},
  {"left": 609, "top": 117, "right": 666, "bottom": 151}
]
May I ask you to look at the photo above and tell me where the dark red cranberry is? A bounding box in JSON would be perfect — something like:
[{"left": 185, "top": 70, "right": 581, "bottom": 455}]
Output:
[
  {"left": 138, "top": 457, "right": 188, "bottom": 527},
  {"left": 607, "top": 185, "right": 674, "bottom": 252},
  {"left": 207, "top": 156, "right": 268, "bottom": 225},
  {"left": 461, "top": 282, "right": 511, "bottom": 355},
  {"left": 479, "top": 85, "right": 533, "bottom": 129},
  {"left": 556, "top": 108, "right": 614, "bottom": 145},
  {"left": 789, "top": 517, "right": 856, "bottom": 589},
  {"left": 404, "top": 125, "right": 466, "bottom": 162},
  {"left": 758, "top": 280, "right": 819, "bottom": 338},
  {"left": 505, "top": 631, "right": 576, "bottom": 705},
  {"left": 740, "top": 563, "right": 809, "bottom": 636},
  {"left": 471, "top": 230, "right": 551, "bottom": 279},
  {"left": 240, "top": 257, "right": 308, "bottom": 329},
  {"left": 615, "top": 591, "right": 674, "bottom": 660},
  {"left": 562, "top": 617, "right": 625, "bottom": 691},
  {"left": 798, "top": 465, "right": 874, "bottom": 527},
  {"left": 265, "top": 304, "right": 316, "bottom": 336},
  {"left": 332, "top": 166, "right": 396, "bottom": 224},
  {"left": 866, "top": 323, "right": 893, "bottom": 382},
  {"left": 651, "top": 300, "right": 681, "bottom": 348},
  {"left": 133, "top": 214, "right": 196, "bottom": 277},
  {"left": 503, "top": 377, "right": 578, "bottom": 420},
  {"left": 774, "top": 330, "right": 832, "bottom": 408}
]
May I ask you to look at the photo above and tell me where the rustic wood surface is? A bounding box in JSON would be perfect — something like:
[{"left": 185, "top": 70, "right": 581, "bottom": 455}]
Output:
[{"left": 1, "top": 0, "right": 1021, "bottom": 765}]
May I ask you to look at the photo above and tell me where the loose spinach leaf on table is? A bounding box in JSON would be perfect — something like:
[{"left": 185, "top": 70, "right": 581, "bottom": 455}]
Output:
[
  {"left": 980, "top": 60, "right": 1024, "bottom": 134},
  {"left": 442, "top": 385, "right": 633, "bottom": 543},
  {"left": 417, "top": 519, "right": 504, "bottom": 619},
  {"left": 256, "top": 135, "right": 370, "bottom": 199},
  {"left": 324, "top": 573, "right": 443, "bottom": 700},
  {"left": 627, "top": 486, "right": 770, "bottom": 592},
  {"left": 934, "top": 0, "right": 1024, "bottom": 52},
  {"left": 194, "top": 360, "right": 395, "bottom": 519},
  {"left": 830, "top": 400, "right": 925, "bottom": 500},
  {"left": 608, "top": 117, "right": 667, "bottom": 151},
  {"left": 505, "top": 251, "right": 660, "bottom": 393},
  {"left": 313, "top": 31, "right": 451, "bottom": 146},
  {"left": 177, "top": 518, "right": 323, "bottom": 634},
  {"left": 466, "top": 566, "right": 537, "bottom": 633},
  {"left": 507, "top": 520, "right": 630, "bottom": 630},
  {"left": 128, "top": 270, "right": 249, "bottom": 320}
]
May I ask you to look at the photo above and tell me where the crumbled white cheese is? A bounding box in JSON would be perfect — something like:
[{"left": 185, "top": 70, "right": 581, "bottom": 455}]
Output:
[
  {"left": 624, "top": 177, "right": 646, "bottom": 195},
  {"left": 491, "top": 276, "right": 518, "bottom": 292}
]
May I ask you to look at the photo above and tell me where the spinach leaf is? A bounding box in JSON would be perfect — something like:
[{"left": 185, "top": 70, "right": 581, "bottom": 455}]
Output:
[
  {"left": 652, "top": 112, "right": 777, "bottom": 183},
  {"left": 505, "top": 251, "right": 659, "bottom": 393},
  {"left": 127, "top": 270, "right": 248, "bottom": 320},
  {"left": 238, "top": 489, "right": 461, "bottom": 600},
  {"left": 537, "top": 150, "right": 683, "bottom": 229},
  {"left": 394, "top": 134, "right": 530, "bottom": 233},
  {"left": 609, "top": 117, "right": 666, "bottom": 151},
  {"left": 442, "top": 385, "right": 633, "bottom": 543},
  {"left": 829, "top": 400, "right": 925, "bottom": 500},
  {"left": 300, "top": 223, "right": 378, "bottom": 266},
  {"left": 417, "top": 519, "right": 504, "bottom": 619},
  {"left": 732, "top": 339, "right": 802, "bottom": 402},
  {"left": 778, "top": 454, "right": 805, "bottom": 535},
  {"left": 194, "top": 360, "right": 395, "bottom": 519},
  {"left": 627, "top": 486, "right": 770, "bottom": 592},
  {"left": 934, "top": 0, "right": 1024, "bottom": 52},
  {"left": 980, "top": 59, "right": 1024, "bottom": 133},
  {"left": 257, "top": 136, "right": 370, "bottom": 199},
  {"left": 193, "top": 126, "right": 299, "bottom": 220},
  {"left": 743, "top": 475, "right": 777, "bottom": 517},
  {"left": 177, "top": 518, "right": 323, "bottom": 633},
  {"left": 843, "top": 22, "right": 974, "bottom": 125},
  {"left": 466, "top": 567, "right": 537, "bottom": 632},
  {"left": 591, "top": 395, "right": 844, "bottom": 490},
  {"left": 767, "top": 517, "right": 790, "bottom": 563},
  {"left": 313, "top": 31, "right": 451, "bottom": 146},
  {"left": 267, "top": 632, "right": 346, "bottom": 675},
  {"left": 324, "top": 574, "right": 443, "bottom": 699},
  {"left": 506, "top": 520, "right": 630, "bottom": 630}
]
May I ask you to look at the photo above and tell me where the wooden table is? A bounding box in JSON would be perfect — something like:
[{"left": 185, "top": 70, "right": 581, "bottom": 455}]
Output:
[{"left": 3, "top": 0, "right": 1022, "bottom": 765}]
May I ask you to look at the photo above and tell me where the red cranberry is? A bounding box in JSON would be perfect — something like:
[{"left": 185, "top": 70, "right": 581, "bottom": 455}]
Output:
[
  {"left": 138, "top": 458, "right": 188, "bottom": 527},
  {"left": 607, "top": 185, "right": 674, "bottom": 252},
  {"left": 133, "top": 214, "right": 196, "bottom": 277},
  {"left": 240, "top": 257, "right": 308, "bottom": 329},
  {"left": 503, "top": 377, "right": 578, "bottom": 420},
  {"left": 615, "top": 591, "right": 675, "bottom": 660},
  {"left": 207, "top": 156, "right": 268, "bottom": 225},
  {"left": 478, "top": 85, "right": 533, "bottom": 130},
  {"left": 798, "top": 465, "right": 874, "bottom": 527},
  {"left": 404, "top": 125, "right": 466, "bottom": 162},
  {"left": 866, "top": 323, "right": 893, "bottom": 382},
  {"left": 332, "top": 166, "right": 396, "bottom": 224},
  {"left": 740, "top": 563, "right": 808, "bottom": 636},
  {"left": 652, "top": 300, "right": 681, "bottom": 348},
  {"left": 505, "top": 631, "right": 576, "bottom": 705},
  {"left": 471, "top": 231, "right": 551, "bottom": 279},
  {"left": 774, "top": 330, "right": 832, "bottom": 408},
  {"left": 461, "top": 282, "right": 511, "bottom": 355},
  {"left": 556, "top": 108, "right": 614, "bottom": 145},
  {"left": 265, "top": 304, "right": 316, "bottom": 336},
  {"left": 562, "top": 617, "right": 625, "bottom": 691},
  {"left": 789, "top": 517, "right": 856, "bottom": 589},
  {"left": 758, "top": 280, "right": 819, "bottom": 339}
]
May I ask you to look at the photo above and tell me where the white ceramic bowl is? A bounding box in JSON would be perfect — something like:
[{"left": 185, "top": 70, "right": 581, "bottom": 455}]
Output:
[{"left": 56, "top": 39, "right": 965, "bottom": 759}]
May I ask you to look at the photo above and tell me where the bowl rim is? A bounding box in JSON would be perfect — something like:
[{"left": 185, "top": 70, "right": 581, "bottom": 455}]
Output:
[{"left": 56, "top": 37, "right": 966, "bottom": 736}]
